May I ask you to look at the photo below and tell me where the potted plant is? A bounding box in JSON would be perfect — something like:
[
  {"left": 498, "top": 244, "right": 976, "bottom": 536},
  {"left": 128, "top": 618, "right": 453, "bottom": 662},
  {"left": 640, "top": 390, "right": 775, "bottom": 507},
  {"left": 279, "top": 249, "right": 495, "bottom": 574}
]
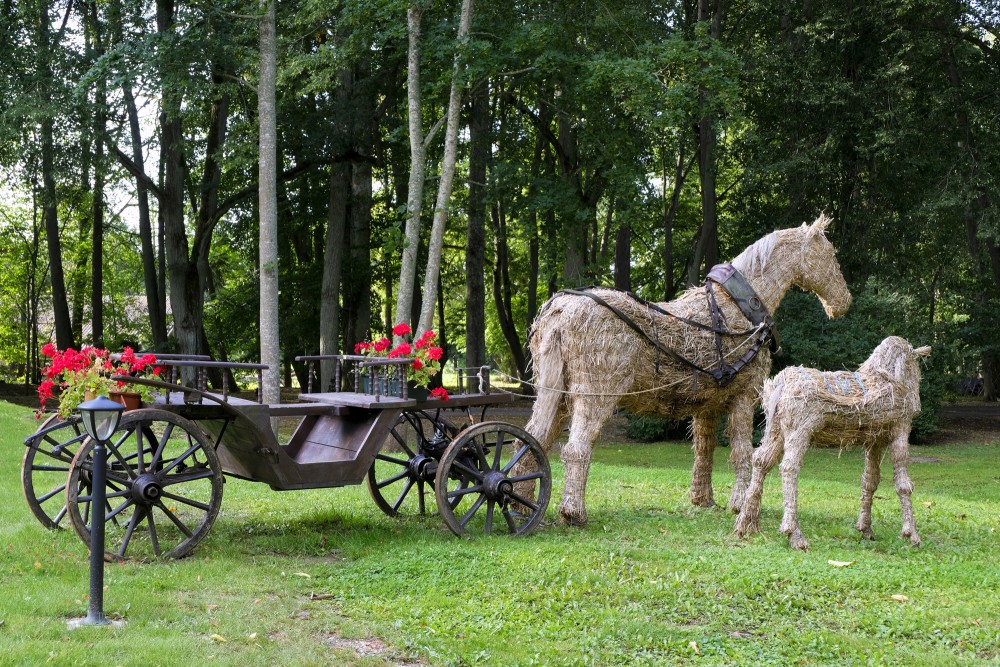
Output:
[
  {"left": 37, "top": 344, "right": 164, "bottom": 417},
  {"left": 354, "top": 323, "right": 449, "bottom": 400}
]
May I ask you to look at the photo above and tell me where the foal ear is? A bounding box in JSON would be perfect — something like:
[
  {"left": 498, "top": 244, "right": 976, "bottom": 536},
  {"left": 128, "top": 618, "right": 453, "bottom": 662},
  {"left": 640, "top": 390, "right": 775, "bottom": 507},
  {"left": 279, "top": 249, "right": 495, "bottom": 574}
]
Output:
[
  {"left": 913, "top": 345, "right": 932, "bottom": 358},
  {"left": 808, "top": 213, "right": 833, "bottom": 237}
]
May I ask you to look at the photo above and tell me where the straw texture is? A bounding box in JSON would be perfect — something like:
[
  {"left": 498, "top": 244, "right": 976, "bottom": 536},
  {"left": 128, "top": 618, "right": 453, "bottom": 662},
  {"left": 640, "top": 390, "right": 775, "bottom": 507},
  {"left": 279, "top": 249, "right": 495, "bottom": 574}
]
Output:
[
  {"left": 523, "top": 216, "right": 852, "bottom": 525},
  {"left": 734, "top": 336, "right": 931, "bottom": 550}
]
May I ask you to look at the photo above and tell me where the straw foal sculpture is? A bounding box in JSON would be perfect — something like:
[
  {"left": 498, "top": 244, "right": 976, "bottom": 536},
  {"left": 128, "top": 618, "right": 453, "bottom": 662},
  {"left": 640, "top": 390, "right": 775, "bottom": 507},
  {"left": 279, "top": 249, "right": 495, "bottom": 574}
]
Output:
[
  {"left": 523, "top": 216, "right": 852, "bottom": 526},
  {"left": 734, "top": 336, "right": 931, "bottom": 550}
]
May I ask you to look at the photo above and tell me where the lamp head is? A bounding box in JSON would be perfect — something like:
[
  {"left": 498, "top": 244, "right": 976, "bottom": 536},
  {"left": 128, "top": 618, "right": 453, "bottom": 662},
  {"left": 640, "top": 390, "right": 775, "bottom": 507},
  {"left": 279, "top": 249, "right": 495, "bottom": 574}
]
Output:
[{"left": 77, "top": 395, "right": 125, "bottom": 442}]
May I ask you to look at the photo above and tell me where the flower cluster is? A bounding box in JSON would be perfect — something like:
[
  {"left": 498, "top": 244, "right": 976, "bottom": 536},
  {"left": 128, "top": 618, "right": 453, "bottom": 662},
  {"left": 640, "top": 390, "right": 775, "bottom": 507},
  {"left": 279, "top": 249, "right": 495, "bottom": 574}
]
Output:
[
  {"left": 38, "top": 344, "right": 164, "bottom": 417},
  {"left": 354, "top": 322, "right": 448, "bottom": 399}
]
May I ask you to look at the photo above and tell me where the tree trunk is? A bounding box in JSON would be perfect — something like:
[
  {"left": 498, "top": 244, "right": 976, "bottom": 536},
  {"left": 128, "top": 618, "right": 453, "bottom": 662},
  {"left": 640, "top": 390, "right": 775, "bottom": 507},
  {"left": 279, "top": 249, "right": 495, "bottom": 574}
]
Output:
[
  {"left": 319, "top": 162, "right": 349, "bottom": 390},
  {"left": 88, "top": 0, "right": 107, "bottom": 348},
  {"left": 417, "top": 0, "right": 474, "bottom": 336},
  {"left": 394, "top": 4, "right": 426, "bottom": 331},
  {"left": 465, "top": 79, "right": 488, "bottom": 370},
  {"left": 258, "top": 0, "right": 280, "bottom": 422},
  {"left": 614, "top": 221, "right": 631, "bottom": 291},
  {"left": 689, "top": 0, "right": 723, "bottom": 286},
  {"left": 38, "top": 6, "right": 73, "bottom": 350},
  {"left": 490, "top": 202, "right": 527, "bottom": 383},
  {"left": 663, "top": 145, "right": 688, "bottom": 300}
]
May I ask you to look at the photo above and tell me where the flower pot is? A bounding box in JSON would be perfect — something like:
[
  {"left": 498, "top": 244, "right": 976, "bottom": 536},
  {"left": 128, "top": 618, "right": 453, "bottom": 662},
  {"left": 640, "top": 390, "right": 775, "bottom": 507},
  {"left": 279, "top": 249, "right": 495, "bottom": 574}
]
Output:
[
  {"left": 109, "top": 390, "right": 142, "bottom": 411},
  {"left": 360, "top": 375, "right": 429, "bottom": 401}
]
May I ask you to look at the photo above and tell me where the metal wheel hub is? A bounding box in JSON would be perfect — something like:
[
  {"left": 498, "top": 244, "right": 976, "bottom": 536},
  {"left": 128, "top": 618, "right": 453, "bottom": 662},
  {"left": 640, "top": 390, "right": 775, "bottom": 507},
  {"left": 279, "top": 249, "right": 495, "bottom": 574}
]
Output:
[
  {"left": 132, "top": 474, "right": 163, "bottom": 504},
  {"left": 408, "top": 454, "right": 436, "bottom": 481},
  {"left": 483, "top": 471, "right": 512, "bottom": 501}
]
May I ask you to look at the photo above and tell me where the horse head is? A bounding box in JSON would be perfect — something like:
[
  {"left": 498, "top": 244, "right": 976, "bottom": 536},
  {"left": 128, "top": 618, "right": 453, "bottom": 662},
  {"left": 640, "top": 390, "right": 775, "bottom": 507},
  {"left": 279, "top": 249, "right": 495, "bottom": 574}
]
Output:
[
  {"left": 793, "top": 215, "right": 852, "bottom": 318},
  {"left": 865, "top": 336, "right": 932, "bottom": 384}
]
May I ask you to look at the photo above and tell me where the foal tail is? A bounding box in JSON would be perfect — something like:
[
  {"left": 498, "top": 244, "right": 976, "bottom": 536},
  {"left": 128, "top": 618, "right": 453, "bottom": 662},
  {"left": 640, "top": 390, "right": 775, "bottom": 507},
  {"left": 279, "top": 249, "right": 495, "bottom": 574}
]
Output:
[
  {"left": 525, "top": 314, "right": 568, "bottom": 452},
  {"left": 759, "top": 373, "right": 787, "bottom": 450}
]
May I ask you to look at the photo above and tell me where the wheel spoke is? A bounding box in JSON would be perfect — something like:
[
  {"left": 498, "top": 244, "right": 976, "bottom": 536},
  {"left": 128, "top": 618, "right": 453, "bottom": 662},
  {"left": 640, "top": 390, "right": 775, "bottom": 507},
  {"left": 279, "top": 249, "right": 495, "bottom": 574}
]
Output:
[
  {"left": 150, "top": 422, "right": 175, "bottom": 470},
  {"left": 501, "top": 445, "right": 532, "bottom": 474},
  {"left": 451, "top": 458, "right": 485, "bottom": 482},
  {"left": 158, "top": 442, "right": 202, "bottom": 476},
  {"left": 417, "top": 480, "right": 426, "bottom": 515},
  {"left": 458, "top": 495, "right": 487, "bottom": 527},
  {"left": 118, "top": 506, "right": 145, "bottom": 558},
  {"left": 473, "top": 441, "right": 491, "bottom": 473},
  {"left": 492, "top": 432, "right": 504, "bottom": 470},
  {"left": 156, "top": 502, "right": 194, "bottom": 538},
  {"left": 506, "top": 490, "right": 539, "bottom": 512},
  {"left": 160, "top": 468, "right": 215, "bottom": 486},
  {"left": 375, "top": 453, "right": 409, "bottom": 466},
  {"left": 485, "top": 500, "right": 495, "bottom": 534},
  {"left": 52, "top": 505, "right": 68, "bottom": 527},
  {"left": 159, "top": 489, "right": 211, "bottom": 512},
  {"left": 508, "top": 471, "right": 545, "bottom": 483},
  {"left": 37, "top": 482, "right": 68, "bottom": 504},
  {"left": 446, "top": 484, "right": 482, "bottom": 500},
  {"left": 377, "top": 470, "right": 411, "bottom": 489},
  {"left": 501, "top": 507, "right": 518, "bottom": 533},
  {"left": 391, "top": 478, "right": 415, "bottom": 512},
  {"left": 105, "top": 498, "right": 135, "bottom": 523},
  {"left": 147, "top": 509, "right": 161, "bottom": 557},
  {"left": 31, "top": 464, "right": 72, "bottom": 473}
]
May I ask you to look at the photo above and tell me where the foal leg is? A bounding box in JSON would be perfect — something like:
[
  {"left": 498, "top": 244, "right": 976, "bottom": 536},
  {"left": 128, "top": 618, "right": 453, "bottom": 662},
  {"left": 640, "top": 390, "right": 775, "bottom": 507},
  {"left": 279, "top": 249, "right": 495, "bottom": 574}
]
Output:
[
  {"left": 779, "top": 425, "right": 815, "bottom": 551},
  {"left": 689, "top": 412, "right": 721, "bottom": 507},
  {"left": 516, "top": 389, "right": 567, "bottom": 505},
  {"left": 558, "top": 395, "right": 617, "bottom": 526},
  {"left": 856, "top": 443, "right": 883, "bottom": 541},
  {"left": 734, "top": 420, "right": 784, "bottom": 538},
  {"left": 890, "top": 424, "right": 921, "bottom": 546},
  {"left": 726, "top": 393, "right": 757, "bottom": 513}
]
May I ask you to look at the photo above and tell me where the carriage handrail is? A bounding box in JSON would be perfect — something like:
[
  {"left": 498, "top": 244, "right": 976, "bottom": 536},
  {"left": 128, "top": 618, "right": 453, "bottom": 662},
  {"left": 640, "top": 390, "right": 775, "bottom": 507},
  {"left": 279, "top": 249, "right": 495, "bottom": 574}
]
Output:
[
  {"left": 295, "top": 354, "right": 410, "bottom": 395},
  {"left": 109, "top": 374, "right": 264, "bottom": 408},
  {"left": 111, "top": 357, "right": 268, "bottom": 403}
]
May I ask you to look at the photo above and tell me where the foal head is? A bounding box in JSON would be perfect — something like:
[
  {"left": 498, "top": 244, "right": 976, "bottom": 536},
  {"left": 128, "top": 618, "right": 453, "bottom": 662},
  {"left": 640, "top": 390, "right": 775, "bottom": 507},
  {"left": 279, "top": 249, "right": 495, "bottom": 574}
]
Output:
[{"left": 793, "top": 215, "right": 852, "bottom": 318}]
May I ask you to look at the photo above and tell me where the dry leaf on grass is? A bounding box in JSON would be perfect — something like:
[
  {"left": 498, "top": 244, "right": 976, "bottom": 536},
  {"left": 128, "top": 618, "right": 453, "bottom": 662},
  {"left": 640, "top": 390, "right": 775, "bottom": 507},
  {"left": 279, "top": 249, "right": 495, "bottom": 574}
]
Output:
[
  {"left": 891, "top": 594, "right": 909, "bottom": 602},
  {"left": 828, "top": 560, "right": 855, "bottom": 567}
]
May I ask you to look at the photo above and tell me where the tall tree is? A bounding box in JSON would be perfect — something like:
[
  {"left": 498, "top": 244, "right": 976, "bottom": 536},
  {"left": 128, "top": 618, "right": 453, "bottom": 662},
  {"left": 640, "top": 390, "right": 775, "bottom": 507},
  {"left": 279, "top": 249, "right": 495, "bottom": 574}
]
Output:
[{"left": 259, "top": 0, "right": 280, "bottom": 417}]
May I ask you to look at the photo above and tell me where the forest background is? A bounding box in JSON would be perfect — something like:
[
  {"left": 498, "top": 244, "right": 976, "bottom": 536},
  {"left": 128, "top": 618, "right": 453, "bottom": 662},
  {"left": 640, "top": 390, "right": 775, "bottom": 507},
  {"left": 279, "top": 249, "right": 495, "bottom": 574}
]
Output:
[{"left": 1, "top": 0, "right": 998, "bottom": 438}]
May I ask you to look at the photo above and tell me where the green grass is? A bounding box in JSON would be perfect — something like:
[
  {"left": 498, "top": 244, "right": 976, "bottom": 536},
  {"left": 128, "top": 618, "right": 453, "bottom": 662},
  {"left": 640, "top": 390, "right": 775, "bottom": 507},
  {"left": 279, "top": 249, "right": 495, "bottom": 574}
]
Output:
[{"left": 1, "top": 399, "right": 998, "bottom": 666}]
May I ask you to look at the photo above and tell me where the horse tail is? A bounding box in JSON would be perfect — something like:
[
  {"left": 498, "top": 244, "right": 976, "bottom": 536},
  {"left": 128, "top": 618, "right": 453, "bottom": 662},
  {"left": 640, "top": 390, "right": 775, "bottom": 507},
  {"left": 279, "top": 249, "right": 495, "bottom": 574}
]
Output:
[{"left": 526, "top": 309, "right": 567, "bottom": 452}]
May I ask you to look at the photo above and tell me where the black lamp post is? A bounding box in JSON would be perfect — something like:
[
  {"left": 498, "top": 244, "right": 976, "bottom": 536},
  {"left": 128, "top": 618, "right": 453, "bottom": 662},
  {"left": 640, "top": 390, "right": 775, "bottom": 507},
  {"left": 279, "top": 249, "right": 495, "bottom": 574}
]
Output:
[{"left": 71, "top": 395, "right": 124, "bottom": 628}]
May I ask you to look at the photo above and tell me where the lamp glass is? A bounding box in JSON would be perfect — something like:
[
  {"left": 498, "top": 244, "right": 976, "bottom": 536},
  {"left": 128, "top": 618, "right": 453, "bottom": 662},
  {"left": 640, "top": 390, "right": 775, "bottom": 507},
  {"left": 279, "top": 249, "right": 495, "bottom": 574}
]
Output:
[{"left": 77, "top": 395, "right": 125, "bottom": 442}]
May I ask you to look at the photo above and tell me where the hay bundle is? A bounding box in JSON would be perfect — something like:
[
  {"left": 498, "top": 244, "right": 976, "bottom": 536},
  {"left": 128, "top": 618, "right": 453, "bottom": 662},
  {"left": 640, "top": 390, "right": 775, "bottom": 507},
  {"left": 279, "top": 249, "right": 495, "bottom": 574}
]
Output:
[
  {"left": 524, "top": 216, "right": 852, "bottom": 525},
  {"left": 734, "top": 336, "right": 931, "bottom": 550}
]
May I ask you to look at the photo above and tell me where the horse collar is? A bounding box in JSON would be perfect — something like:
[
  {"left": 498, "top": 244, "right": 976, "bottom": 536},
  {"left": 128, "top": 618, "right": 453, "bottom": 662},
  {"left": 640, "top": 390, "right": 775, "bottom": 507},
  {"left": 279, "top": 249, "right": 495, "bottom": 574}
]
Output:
[{"left": 706, "top": 263, "right": 781, "bottom": 355}]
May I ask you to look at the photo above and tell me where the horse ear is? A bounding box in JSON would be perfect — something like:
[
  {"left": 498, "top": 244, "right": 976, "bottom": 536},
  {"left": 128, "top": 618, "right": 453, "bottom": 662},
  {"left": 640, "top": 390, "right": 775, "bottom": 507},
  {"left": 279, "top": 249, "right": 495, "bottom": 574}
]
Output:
[
  {"left": 809, "top": 213, "right": 833, "bottom": 237},
  {"left": 913, "top": 345, "right": 932, "bottom": 358}
]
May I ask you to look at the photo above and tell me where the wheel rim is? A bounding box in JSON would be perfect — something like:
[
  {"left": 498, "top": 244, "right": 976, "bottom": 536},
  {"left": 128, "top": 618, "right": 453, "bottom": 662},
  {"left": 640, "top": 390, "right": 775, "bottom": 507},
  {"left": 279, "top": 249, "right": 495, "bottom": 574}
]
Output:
[
  {"left": 66, "top": 409, "right": 224, "bottom": 560},
  {"left": 367, "top": 411, "right": 458, "bottom": 517},
  {"left": 434, "top": 422, "right": 551, "bottom": 537},
  {"left": 22, "top": 414, "right": 89, "bottom": 530}
]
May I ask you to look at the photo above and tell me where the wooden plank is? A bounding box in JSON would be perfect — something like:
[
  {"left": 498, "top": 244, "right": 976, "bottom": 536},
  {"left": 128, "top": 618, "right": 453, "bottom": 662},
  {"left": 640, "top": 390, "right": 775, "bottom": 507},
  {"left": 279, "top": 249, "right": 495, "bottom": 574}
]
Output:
[{"left": 298, "top": 392, "right": 417, "bottom": 409}]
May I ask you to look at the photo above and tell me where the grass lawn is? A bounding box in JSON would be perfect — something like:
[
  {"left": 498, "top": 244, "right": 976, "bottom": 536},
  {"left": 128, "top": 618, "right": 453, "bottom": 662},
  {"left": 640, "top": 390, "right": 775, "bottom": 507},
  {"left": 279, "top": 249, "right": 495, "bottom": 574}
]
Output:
[{"left": 0, "top": 399, "right": 998, "bottom": 666}]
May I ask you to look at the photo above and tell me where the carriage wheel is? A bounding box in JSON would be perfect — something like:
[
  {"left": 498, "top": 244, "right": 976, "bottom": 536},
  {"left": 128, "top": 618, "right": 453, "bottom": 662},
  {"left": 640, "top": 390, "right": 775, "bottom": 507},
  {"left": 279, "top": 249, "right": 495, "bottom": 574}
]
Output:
[
  {"left": 65, "top": 408, "right": 224, "bottom": 561},
  {"left": 366, "top": 411, "right": 459, "bottom": 517},
  {"left": 434, "top": 422, "right": 551, "bottom": 537},
  {"left": 22, "top": 414, "right": 89, "bottom": 529}
]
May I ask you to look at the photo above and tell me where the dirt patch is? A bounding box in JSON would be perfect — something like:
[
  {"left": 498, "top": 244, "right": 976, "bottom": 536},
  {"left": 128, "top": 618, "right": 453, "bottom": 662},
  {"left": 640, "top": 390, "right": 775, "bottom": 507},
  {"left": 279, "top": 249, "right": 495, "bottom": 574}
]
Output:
[{"left": 323, "top": 634, "right": 424, "bottom": 666}]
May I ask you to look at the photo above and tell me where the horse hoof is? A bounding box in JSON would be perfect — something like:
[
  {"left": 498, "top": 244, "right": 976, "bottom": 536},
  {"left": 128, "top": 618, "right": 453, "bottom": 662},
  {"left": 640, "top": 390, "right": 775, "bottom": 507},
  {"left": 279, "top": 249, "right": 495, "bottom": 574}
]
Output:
[
  {"left": 789, "top": 532, "right": 810, "bottom": 551},
  {"left": 905, "top": 532, "right": 921, "bottom": 547},
  {"left": 558, "top": 503, "right": 588, "bottom": 527}
]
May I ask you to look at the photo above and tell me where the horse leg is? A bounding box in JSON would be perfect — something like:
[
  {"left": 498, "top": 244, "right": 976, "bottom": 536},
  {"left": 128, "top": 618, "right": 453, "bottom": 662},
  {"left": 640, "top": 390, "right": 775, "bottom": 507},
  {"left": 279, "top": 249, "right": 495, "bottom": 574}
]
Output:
[
  {"left": 890, "top": 424, "right": 921, "bottom": 546},
  {"left": 558, "top": 395, "right": 617, "bottom": 526},
  {"left": 856, "top": 442, "right": 883, "bottom": 541},
  {"left": 515, "top": 388, "right": 567, "bottom": 505},
  {"left": 726, "top": 393, "right": 756, "bottom": 513},
  {"left": 689, "top": 412, "right": 721, "bottom": 507},
  {"left": 734, "top": 419, "right": 784, "bottom": 539},
  {"left": 778, "top": 425, "right": 813, "bottom": 551}
]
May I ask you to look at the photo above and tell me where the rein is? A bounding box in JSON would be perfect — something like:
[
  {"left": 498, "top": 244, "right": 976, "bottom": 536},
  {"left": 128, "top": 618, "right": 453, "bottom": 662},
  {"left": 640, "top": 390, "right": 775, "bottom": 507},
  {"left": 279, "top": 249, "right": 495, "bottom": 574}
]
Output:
[{"left": 557, "top": 264, "right": 779, "bottom": 387}]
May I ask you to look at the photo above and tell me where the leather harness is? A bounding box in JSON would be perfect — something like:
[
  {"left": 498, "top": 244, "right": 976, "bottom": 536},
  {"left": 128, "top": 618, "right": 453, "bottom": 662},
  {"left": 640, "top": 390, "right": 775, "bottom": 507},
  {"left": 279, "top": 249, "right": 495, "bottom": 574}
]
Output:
[{"left": 558, "top": 264, "right": 780, "bottom": 387}]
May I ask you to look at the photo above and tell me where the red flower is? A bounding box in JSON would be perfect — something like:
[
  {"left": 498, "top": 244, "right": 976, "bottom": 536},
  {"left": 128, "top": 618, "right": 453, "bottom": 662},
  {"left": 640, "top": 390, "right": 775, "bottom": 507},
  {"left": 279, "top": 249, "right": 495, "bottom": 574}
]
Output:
[
  {"left": 373, "top": 337, "right": 391, "bottom": 353},
  {"left": 354, "top": 341, "right": 370, "bottom": 354},
  {"left": 426, "top": 346, "right": 443, "bottom": 361},
  {"left": 430, "top": 387, "right": 449, "bottom": 401},
  {"left": 388, "top": 342, "right": 412, "bottom": 358},
  {"left": 411, "top": 357, "right": 423, "bottom": 370},
  {"left": 37, "top": 380, "right": 55, "bottom": 400},
  {"left": 41, "top": 342, "right": 56, "bottom": 358},
  {"left": 392, "top": 322, "right": 411, "bottom": 337}
]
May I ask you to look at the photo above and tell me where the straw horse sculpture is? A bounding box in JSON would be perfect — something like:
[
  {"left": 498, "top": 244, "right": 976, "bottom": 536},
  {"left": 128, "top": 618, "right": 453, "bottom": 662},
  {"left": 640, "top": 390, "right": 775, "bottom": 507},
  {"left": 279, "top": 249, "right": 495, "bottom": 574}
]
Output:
[
  {"left": 734, "top": 336, "right": 930, "bottom": 550},
  {"left": 524, "top": 216, "right": 852, "bottom": 526}
]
